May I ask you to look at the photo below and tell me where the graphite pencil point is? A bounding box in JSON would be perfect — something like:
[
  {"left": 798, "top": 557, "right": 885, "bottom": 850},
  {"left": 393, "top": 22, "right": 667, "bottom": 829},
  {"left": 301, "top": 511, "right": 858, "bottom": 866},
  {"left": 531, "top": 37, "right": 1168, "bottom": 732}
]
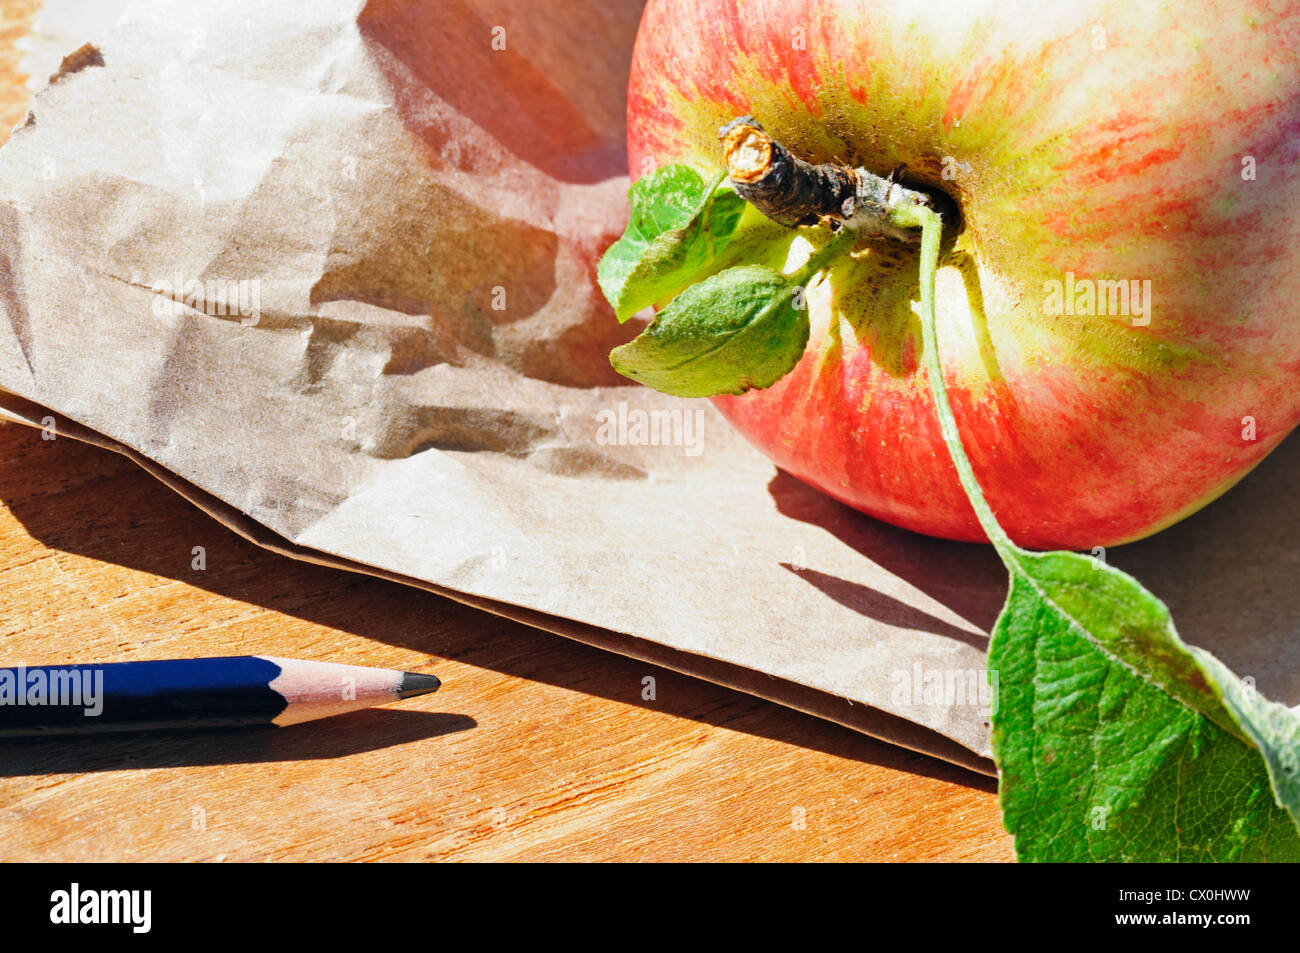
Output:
[{"left": 396, "top": 672, "right": 442, "bottom": 699}]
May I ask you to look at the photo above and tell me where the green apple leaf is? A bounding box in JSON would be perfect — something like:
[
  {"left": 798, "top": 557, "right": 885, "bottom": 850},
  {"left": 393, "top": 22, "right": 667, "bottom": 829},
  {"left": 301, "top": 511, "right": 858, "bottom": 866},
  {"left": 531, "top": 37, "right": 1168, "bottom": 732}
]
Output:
[
  {"left": 608, "top": 225, "right": 859, "bottom": 398},
  {"left": 597, "top": 165, "right": 746, "bottom": 322},
  {"left": 990, "top": 553, "right": 1300, "bottom": 861},
  {"left": 897, "top": 201, "right": 1300, "bottom": 862},
  {"left": 608, "top": 264, "right": 809, "bottom": 398}
]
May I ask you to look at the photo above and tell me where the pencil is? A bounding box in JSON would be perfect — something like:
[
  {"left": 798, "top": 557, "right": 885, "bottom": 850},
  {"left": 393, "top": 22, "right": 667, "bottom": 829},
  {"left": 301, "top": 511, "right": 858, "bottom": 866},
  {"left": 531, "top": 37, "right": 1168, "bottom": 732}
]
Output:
[{"left": 0, "top": 656, "right": 441, "bottom": 736}]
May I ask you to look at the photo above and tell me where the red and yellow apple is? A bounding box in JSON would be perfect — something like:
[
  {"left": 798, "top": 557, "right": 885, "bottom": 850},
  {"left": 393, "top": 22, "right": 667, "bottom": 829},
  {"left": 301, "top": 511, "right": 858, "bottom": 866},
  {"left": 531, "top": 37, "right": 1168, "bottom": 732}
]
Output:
[{"left": 625, "top": 0, "right": 1300, "bottom": 549}]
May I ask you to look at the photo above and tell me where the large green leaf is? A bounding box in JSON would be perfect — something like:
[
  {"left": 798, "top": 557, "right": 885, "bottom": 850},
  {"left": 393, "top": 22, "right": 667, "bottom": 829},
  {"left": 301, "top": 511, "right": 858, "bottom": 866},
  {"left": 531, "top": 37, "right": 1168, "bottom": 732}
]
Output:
[{"left": 989, "top": 552, "right": 1300, "bottom": 861}]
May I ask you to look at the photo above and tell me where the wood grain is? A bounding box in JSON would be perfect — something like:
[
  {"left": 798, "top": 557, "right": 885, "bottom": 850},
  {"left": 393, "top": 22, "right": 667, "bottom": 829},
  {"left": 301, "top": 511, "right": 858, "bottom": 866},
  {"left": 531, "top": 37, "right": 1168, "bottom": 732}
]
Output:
[
  {"left": 0, "top": 1, "right": 36, "bottom": 135},
  {"left": 0, "top": 0, "right": 1014, "bottom": 862}
]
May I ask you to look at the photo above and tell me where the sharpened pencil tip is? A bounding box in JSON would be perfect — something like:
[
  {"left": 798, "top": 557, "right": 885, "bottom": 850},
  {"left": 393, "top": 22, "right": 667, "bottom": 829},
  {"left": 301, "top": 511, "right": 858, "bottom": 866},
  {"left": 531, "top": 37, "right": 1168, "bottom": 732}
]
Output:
[{"left": 396, "top": 672, "right": 442, "bottom": 699}]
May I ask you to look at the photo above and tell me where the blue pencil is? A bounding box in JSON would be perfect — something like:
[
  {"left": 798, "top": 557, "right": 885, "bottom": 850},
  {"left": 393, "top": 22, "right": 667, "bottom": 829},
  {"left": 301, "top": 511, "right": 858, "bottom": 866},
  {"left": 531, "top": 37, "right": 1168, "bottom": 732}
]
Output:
[{"left": 0, "top": 656, "right": 441, "bottom": 736}]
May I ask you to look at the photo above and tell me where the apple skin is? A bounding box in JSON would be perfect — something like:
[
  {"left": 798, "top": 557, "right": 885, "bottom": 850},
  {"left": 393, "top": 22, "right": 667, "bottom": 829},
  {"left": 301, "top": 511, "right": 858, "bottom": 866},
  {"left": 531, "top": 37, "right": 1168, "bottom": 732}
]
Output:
[{"left": 625, "top": 0, "right": 1300, "bottom": 549}]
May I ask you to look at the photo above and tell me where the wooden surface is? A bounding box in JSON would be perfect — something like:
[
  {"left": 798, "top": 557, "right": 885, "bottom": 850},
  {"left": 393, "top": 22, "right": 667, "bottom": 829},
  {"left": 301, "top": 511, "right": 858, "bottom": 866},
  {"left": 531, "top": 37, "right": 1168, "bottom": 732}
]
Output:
[{"left": 0, "top": 0, "right": 1014, "bottom": 862}]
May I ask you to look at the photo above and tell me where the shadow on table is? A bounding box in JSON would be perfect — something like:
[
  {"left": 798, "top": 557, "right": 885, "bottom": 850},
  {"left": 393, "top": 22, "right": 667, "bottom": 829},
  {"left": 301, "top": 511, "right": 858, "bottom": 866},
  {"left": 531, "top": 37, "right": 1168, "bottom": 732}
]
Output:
[
  {"left": 0, "top": 425, "right": 996, "bottom": 792},
  {"left": 0, "top": 710, "right": 476, "bottom": 777},
  {"left": 768, "top": 429, "right": 1300, "bottom": 707}
]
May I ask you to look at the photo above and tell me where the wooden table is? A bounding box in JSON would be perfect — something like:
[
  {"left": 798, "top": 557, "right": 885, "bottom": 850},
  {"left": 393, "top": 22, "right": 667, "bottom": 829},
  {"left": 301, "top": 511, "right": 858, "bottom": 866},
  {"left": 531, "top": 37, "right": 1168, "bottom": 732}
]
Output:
[{"left": 0, "top": 0, "right": 1013, "bottom": 862}]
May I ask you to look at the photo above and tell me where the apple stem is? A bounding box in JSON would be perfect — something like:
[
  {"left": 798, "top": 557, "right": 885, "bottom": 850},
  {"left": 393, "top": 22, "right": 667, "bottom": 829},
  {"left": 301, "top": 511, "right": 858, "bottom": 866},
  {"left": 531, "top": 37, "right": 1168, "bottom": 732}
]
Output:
[
  {"left": 889, "top": 203, "right": 1019, "bottom": 564},
  {"left": 719, "top": 116, "right": 935, "bottom": 242},
  {"left": 719, "top": 116, "right": 858, "bottom": 227}
]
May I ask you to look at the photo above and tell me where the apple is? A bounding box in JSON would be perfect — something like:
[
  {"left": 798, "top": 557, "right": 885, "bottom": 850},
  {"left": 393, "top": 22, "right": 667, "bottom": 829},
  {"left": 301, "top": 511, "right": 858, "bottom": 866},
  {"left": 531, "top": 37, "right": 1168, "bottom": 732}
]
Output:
[{"left": 624, "top": 0, "right": 1300, "bottom": 549}]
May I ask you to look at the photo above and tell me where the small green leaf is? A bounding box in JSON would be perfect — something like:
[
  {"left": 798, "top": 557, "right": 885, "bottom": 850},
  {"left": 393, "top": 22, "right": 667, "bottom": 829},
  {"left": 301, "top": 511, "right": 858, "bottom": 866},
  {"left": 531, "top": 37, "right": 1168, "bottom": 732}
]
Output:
[
  {"left": 608, "top": 265, "right": 809, "bottom": 398},
  {"left": 898, "top": 200, "right": 1300, "bottom": 862},
  {"left": 597, "top": 165, "right": 746, "bottom": 322}
]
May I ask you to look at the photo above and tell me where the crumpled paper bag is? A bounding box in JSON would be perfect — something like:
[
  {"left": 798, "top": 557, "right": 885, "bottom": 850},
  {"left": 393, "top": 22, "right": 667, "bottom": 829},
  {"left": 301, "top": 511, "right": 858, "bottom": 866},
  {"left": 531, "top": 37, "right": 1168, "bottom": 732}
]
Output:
[{"left": 3, "top": 0, "right": 1296, "bottom": 777}]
